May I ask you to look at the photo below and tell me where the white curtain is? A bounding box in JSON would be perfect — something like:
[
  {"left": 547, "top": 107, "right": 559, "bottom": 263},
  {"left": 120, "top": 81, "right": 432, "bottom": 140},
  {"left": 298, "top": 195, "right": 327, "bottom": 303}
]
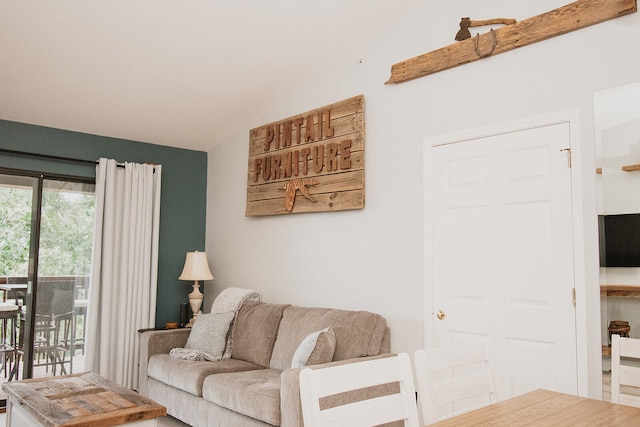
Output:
[{"left": 85, "top": 158, "right": 162, "bottom": 389}]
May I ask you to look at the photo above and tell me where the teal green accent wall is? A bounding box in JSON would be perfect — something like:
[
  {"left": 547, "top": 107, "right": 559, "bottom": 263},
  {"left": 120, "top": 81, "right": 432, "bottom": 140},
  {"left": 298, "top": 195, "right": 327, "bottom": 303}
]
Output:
[{"left": 0, "top": 119, "right": 207, "bottom": 327}]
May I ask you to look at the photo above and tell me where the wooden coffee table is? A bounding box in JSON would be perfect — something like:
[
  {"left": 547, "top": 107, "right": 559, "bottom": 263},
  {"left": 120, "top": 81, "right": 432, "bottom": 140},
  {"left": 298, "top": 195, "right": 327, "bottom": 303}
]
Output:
[{"left": 2, "top": 372, "right": 166, "bottom": 427}]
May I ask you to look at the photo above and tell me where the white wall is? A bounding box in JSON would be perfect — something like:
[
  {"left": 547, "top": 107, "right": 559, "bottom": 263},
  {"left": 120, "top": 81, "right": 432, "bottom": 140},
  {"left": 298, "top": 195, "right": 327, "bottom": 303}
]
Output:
[{"left": 205, "top": 0, "right": 640, "bottom": 398}]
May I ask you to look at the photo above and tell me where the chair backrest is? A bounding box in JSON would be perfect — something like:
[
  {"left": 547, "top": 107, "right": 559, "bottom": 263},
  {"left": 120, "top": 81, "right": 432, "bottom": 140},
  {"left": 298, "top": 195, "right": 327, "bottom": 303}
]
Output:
[
  {"left": 415, "top": 342, "right": 497, "bottom": 425},
  {"left": 36, "top": 280, "right": 75, "bottom": 317},
  {"left": 299, "top": 353, "right": 419, "bottom": 427},
  {"left": 611, "top": 334, "right": 640, "bottom": 407}
]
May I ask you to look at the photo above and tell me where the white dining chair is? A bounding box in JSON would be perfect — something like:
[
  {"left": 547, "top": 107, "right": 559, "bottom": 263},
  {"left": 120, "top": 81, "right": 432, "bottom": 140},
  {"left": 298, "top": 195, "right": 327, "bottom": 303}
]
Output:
[
  {"left": 299, "top": 352, "right": 420, "bottom": 427},
  {"left": 414, "top": 342, "right": 498, "bottom": 425},
  {"left": 611, "top": 334, "right": 640, "bottom": 407}
]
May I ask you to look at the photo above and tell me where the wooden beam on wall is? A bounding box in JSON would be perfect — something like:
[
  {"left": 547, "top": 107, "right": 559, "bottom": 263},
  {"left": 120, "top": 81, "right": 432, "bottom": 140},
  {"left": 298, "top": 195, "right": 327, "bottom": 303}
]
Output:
[{"left": 385, "top": 0, "right": 637, "bottom": 84}]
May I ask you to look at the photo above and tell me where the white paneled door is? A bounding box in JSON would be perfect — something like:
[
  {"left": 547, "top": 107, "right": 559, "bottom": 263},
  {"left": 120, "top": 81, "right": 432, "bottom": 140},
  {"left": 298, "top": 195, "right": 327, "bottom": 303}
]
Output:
[{"left": 430, "top": 118, "right": 578, "bottom": 398}]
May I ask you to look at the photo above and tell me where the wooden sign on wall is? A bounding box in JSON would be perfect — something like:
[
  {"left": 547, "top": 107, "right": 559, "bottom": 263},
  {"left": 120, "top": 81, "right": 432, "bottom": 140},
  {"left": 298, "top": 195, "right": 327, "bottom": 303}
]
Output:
[{"left": 246, "top": 95, "right": 365, "bottom": 216}]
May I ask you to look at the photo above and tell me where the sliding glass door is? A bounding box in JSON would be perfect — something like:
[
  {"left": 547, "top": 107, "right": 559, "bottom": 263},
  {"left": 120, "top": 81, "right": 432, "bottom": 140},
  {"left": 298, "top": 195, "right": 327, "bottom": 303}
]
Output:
[{"left": 0, "top": 170, "right": 95, "bottom": 381}]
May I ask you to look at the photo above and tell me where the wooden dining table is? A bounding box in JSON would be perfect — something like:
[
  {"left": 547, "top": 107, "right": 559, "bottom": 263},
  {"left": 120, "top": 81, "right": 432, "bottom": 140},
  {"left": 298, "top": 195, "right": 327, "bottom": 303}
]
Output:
[{"left": 429, "top": 388, "right": 640, "bottom": 426}]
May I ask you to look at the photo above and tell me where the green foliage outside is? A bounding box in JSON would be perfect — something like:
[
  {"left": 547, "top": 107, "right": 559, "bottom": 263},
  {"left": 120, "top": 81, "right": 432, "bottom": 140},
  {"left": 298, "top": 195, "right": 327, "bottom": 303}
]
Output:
[
  {"left": 0, "top": 186, "right": 95, "bottom": 277},
  {"left": 0, "top": 187, "right": 32, "bottom": 276}
]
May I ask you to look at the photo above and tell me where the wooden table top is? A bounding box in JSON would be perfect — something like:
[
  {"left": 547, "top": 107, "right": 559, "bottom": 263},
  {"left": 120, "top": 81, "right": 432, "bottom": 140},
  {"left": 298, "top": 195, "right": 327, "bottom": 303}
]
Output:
[
  {"left": 429, "top": 389, "right": 640, "bottom": 426},
  {"left": 2, "top": 372, "right": 166, "bottom": 427}
]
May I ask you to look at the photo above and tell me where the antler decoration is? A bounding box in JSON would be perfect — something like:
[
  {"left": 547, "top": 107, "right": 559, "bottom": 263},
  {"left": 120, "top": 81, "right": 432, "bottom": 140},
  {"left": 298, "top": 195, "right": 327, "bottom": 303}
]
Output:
[{"left": 283, "top": 178, "right": 318, "bottom": 212}]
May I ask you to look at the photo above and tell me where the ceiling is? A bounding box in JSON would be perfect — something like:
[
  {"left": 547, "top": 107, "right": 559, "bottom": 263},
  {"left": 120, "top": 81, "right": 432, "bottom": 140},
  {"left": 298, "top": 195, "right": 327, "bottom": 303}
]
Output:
[{"left": 0, "top": 1, "right": 421, "bottom": 152}]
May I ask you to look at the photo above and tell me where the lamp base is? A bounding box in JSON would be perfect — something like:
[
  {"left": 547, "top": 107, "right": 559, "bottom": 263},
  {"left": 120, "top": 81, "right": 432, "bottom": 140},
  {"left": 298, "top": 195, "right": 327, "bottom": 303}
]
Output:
[{"left": 187, "top": 280, "right": 204, "bottom": 328}]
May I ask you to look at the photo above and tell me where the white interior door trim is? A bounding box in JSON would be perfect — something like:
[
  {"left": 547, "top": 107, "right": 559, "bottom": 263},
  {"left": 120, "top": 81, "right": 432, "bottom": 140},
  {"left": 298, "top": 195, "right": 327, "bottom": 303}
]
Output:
[{"left": 423, "top": 108, "right": 589, "bottom": 397}]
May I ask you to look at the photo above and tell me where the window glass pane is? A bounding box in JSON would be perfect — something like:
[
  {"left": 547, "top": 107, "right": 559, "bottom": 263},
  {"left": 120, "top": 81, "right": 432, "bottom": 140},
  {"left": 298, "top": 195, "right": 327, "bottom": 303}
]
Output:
[
  {"left": 0, "top": 174, "right": 36, "bottom": 277},
  {"left": 38, "top": 180, "right": 95, "bottom": 278},
  {"left": 34, "top": 179, "right": 95, "bottom": 377}
]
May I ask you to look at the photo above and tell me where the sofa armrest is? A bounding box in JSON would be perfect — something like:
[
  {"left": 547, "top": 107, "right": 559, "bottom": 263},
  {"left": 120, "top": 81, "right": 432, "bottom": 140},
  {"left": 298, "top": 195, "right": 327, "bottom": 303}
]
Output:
[
  {"left": 138, "top": 328, "right": 191, "bottom": 395},
  {"left": 280, "top": 353, "right": 396, "bottom": 427}
]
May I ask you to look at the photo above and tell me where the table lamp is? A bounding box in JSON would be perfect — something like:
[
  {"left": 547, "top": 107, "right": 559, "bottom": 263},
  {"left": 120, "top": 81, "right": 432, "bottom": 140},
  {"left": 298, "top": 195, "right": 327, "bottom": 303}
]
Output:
[{"left": 178, "top": 251, "right": 214, "bottom": 327}]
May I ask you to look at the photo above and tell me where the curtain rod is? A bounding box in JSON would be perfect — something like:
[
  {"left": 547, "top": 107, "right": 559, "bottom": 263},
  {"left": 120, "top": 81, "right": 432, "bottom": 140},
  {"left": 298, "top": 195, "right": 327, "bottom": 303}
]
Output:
[
  {"left": 0, "top": 148, "right": 99, "bottom": 165},
  {"left": 0, "top": 148, "right": 154, "bottom": 169}
]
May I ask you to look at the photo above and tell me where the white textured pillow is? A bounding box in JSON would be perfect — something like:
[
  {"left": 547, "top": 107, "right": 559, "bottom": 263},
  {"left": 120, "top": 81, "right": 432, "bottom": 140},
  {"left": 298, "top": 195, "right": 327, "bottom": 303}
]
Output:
[
  {"left": 184, "top": 311, "right": 235, "bottom": 360},
  {"left": 291, "top": 326, "right": 334, "bottom": 368}
]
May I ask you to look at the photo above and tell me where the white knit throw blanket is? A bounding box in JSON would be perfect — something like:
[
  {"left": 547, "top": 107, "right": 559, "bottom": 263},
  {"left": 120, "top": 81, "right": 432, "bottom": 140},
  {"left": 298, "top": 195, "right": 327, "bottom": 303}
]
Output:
[{"left": 211, "top": 287, "right": 261, "bottom": 359}]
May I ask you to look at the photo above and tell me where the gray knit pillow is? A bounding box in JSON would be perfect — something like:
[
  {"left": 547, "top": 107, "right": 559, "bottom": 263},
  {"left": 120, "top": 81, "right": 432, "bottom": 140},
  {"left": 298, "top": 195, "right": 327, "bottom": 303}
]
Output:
[{"left": 184, "top": 311, "right": 235, "bottom": 360}]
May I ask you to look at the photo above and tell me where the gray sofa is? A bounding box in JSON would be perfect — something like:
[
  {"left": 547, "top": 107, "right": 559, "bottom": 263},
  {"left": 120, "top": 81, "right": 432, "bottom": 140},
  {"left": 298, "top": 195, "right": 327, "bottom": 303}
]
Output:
[{"left": 138, "top": 300, "right": 391, "bottom": 427}]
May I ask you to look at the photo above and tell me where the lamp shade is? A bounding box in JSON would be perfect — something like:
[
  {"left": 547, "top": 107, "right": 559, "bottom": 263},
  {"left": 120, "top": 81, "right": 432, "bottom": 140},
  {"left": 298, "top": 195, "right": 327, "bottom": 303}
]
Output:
[{"left": 178, "top": 251, "right": 214, "bottom": 281}]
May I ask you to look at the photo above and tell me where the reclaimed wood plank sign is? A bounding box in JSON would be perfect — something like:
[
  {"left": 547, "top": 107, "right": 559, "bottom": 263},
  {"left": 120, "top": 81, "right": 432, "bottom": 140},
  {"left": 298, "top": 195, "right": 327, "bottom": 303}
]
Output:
[
  {"left": 385, "top": 0, "right": 637, "bottom": 84},
  {"left": 246, "top": 95, "right": 365, "bottom": 216}
]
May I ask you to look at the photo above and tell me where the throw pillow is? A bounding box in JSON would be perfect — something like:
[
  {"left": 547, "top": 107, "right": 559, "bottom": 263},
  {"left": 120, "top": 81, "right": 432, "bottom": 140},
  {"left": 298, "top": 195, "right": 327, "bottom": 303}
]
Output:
[
  {"left": 306, "top": 326, "right": 336, "bottom": 366},
  {"left": 290, "top": 326, "right": 336, "bottom": 368},
  {"left": 183, "top": 311, "right": 235, "bottom": 361}
]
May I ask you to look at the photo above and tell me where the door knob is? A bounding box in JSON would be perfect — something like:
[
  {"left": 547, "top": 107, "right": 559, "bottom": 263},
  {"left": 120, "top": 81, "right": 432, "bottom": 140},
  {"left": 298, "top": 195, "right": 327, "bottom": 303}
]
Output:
[{"left": 436, "top": 310, "right": 446, "bottom": 320}]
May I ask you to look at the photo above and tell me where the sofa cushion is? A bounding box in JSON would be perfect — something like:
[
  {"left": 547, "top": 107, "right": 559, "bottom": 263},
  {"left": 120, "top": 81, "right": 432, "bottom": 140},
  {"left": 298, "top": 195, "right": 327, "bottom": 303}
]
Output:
[
  {"left": 202, "top": 369, "right": 282, "bottom": 426},
  {"left": 270, "top": 306, "right": 387, "bottom": 371},
  {"left": 231, "top": 301, "right": 288, "bottom": 367},
  {"left": 291, "top": 326, "right": 336, "bottom": 368},
  {"left": 148, "top": 354, "right": 263, "bottom": 397}
]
